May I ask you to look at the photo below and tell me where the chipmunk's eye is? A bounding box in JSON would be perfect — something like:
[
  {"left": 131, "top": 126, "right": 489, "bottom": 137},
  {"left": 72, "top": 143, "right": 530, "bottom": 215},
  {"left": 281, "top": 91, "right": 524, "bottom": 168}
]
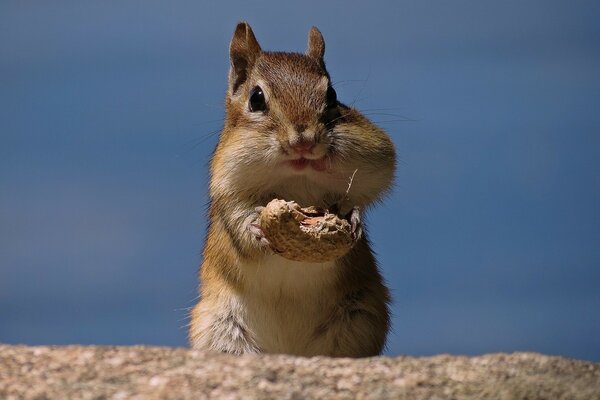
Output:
[
  {"left": 248, "top": 86, "right": 266, "bottom": 112},
  {"left": 326, "top": 86, "right": 337, "bottom": 109}
]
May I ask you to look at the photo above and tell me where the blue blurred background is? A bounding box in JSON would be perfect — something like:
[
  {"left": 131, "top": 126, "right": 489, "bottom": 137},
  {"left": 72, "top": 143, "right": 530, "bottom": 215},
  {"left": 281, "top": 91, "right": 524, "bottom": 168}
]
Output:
[{"left": 1, "top": 1, "right": 599, "bottom": 361}]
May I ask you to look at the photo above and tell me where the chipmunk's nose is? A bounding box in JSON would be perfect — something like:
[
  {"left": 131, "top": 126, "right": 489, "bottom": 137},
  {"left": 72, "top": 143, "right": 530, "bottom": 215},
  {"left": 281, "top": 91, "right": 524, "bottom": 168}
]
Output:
[
  {"left": 290, "top": 140, "right": 315, "bottom": 155},
  {"left": 289, "top": 124, "right": 317, "bottom": 155}
]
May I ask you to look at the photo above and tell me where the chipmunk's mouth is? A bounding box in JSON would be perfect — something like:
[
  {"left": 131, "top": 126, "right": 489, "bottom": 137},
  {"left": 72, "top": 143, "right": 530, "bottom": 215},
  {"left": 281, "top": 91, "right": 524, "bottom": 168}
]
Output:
[{"left": 288, "top": 157, "right": 328, "bottom": 172}]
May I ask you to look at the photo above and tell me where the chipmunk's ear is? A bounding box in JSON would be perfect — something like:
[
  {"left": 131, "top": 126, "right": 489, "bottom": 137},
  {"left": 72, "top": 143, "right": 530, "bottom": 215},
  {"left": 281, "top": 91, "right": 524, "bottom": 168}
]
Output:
[
  {"left": 306, "top": 27, "right": 325, "bottom": 60},
  {"left": 229, "top": 22, "right": 262, "bottom": 94}
]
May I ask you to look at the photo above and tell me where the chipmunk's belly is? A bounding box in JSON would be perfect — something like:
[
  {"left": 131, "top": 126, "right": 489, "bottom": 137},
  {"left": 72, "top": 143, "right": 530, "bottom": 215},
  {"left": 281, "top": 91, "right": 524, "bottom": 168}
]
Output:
[{"left": 241, "top": 254, "right": 339, "bottom": 355}]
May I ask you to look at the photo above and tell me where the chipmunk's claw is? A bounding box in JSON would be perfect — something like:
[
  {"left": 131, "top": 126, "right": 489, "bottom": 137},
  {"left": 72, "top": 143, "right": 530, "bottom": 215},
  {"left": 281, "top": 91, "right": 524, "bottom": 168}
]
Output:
[
  {"left": 248, "top": 223, "right": 272, "bottom": 247},
  {"left": 346, "top": 206, "right": 363, "bottom": 241},
  {"left": 246, "top": 208, "right": 280, "bottom": 252}
]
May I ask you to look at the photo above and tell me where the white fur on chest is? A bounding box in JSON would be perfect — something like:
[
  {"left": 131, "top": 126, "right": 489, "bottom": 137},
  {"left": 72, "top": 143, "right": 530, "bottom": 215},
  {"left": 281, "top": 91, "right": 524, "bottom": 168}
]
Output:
[
  {"left": 238, "top": 254, "right": 339, "bottom": 354},
  {"left": 244, "top": 254, "right": 337, "bottom": 296}
]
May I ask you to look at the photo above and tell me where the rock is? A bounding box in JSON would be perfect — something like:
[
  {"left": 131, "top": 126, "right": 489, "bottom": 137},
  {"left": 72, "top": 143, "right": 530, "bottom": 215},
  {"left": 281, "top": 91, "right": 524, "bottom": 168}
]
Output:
[{"left": 0, "top": 345, "right": 598, "bottom": 399}]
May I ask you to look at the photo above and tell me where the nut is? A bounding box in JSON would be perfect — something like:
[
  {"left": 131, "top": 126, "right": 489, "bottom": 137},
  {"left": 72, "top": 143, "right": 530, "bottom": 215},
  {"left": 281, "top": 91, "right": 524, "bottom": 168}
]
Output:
[{"left": 259, "top": 199, "right": 354, "bottom": 263}]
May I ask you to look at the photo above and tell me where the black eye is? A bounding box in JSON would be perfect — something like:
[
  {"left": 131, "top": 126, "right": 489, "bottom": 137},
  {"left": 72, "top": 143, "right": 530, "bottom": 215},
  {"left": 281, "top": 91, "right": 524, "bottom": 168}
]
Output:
[
  {"left": 248, "top": 86, "right": 266, "bottom": 112},
  {"left": 326, "top": 85, "right": 337, "bottom": 108}
]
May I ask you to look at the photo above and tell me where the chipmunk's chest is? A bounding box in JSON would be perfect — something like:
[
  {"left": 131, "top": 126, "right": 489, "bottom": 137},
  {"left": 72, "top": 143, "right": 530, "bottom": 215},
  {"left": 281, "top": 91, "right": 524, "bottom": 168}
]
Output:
[{"left": 238, "top": 255, "right": 340, "bottom": 354}]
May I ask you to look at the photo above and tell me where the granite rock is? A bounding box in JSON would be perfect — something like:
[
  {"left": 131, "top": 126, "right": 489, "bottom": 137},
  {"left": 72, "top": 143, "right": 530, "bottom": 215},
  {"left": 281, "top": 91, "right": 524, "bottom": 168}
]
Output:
[{"left": 0, "top": 345, "right": 598, "bottom": 399}]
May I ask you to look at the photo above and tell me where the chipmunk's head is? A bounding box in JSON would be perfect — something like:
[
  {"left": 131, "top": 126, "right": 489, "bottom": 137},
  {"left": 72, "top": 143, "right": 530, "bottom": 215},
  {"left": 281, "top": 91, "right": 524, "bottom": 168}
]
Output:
[
  {"left": 225, "top": 22, "right": 336, "bottom": 167},
  {"left": 212, "top": 22, "right": 395, "bottom": 209}
]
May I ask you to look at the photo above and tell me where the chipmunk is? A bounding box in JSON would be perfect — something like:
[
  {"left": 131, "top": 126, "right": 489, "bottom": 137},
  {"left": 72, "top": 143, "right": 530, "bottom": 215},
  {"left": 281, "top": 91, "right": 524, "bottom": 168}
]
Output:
[{"left": 189, "top": 22, "right": 396, "bottom": 357}]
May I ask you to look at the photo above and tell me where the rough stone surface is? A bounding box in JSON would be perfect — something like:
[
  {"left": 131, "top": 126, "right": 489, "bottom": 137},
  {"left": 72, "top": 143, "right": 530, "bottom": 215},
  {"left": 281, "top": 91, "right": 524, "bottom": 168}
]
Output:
[{"left": 0, "top": 345, "right": 598, "bottom": 400}]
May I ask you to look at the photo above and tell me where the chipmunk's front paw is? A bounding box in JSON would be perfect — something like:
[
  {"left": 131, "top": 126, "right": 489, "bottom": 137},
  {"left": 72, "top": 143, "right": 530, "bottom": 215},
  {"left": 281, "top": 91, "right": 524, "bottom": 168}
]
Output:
[
  {"left": 246, "top": 207, "right": 279, "bottom": 251},
  {"left": 346, "top": 206, "right": 363, "bottom": 241}
]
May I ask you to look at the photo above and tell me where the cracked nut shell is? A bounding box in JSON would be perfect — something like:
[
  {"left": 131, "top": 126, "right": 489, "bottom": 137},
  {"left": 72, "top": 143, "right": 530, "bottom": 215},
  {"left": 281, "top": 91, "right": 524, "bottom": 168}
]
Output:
[{"left": 259, "top": 199, "right": 354, "bottom": 263}]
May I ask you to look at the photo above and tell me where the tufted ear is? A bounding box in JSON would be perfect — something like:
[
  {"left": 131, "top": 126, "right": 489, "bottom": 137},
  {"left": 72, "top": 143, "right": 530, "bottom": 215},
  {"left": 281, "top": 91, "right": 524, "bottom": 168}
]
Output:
[
  {"left": 229, "top": 22, "right": 262, "bottom": 94},
  {"left": 306, "top": 26, "right": 325, "bottom": 60}
]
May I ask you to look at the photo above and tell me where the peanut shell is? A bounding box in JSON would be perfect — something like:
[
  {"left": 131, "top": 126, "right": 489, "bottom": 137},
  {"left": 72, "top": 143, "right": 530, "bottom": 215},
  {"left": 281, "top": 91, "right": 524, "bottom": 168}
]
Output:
[{"left": 259, "top": 199, "right": 354, "bottom": 263}]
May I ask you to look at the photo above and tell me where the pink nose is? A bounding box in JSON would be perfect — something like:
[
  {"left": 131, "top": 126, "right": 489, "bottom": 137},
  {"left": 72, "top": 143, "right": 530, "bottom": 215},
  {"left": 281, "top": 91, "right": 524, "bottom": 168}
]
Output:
[{"left": 291, "top": 141, "right": 315, "bottom": 155}]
